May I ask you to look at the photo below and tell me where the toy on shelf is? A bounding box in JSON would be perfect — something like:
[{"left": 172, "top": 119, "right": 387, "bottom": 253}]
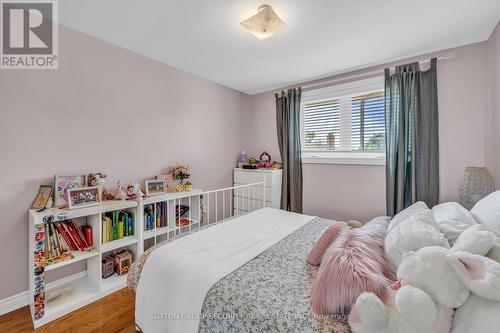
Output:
[
  {"left": 257, "top": 151, "right": 273, "bottom": 168},
  {"left": 88, "top": 172, "right": 114, "bottom": 201},
  {"left": 269, "top": 162, "right": 282, "bottom": 169},
  {"left": 126, "top": 185, "right": 136, "bottom": 200},
  {"left": 242, "top": 152, "right": 283, "bottom": 170},
  {"left": 260, "top": 151, "right": 271, "bottom": 163},
  {"left": 101, "top": 257, "right": 114, "bottom": 279},
  {"left": 110, "top": 249, "right": 132, "bottom": 275},
  {"left": 126, "top": 182, "right": 144, "bottom": 200},
  {"left": 113, "top": 181, "right": 127, "bottom": 201}
]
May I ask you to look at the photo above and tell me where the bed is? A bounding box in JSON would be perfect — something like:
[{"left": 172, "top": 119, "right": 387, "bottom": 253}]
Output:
[{"left": 128, "top": 207, "right": 351, "bottom": 333}]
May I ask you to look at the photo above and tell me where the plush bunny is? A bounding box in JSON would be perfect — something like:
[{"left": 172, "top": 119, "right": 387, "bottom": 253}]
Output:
[{"left": 349, "top": 242, "right": 500, "bottom": 333}]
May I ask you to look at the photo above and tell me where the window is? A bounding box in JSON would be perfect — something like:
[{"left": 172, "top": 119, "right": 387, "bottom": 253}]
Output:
[{"left": 301, "top": 77, "right": 386, "bottom": 165}]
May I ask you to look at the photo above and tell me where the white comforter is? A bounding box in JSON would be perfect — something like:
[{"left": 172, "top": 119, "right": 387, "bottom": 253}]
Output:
[{"left": 135, "top": 207, "right": 315, "bottom": 333}]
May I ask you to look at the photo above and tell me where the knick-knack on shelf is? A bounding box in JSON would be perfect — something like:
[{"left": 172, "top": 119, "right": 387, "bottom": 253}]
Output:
[
  {"left": 175, "top": 183, "right": 186, "bottom": 192},
  {"left": 126, "top": 185, "right": 137, "bottom": 200},
  {"left": 88, "top": 172, "right": 113, "bottom": 201},
  {"left": 126, "top": 182, "right": 144, "bottom": 200},
  {"left": 237, "top": 150, "right": 249, "bottom": 168},
  {"left": 114, "top": 181, "right": 127, "bottom": 201}
]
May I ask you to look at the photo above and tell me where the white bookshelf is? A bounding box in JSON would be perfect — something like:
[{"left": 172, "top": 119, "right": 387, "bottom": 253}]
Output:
[
  {"left": 28, "top": 189, "right": 203, "bottom": 328},
  {"left": 139, "top": 189, "right": 202, "bottom": 253}
]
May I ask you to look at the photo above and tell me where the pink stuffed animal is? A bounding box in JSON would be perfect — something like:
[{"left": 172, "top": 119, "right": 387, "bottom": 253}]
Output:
[{"left": 309, "top": 217, "right": 394, "bottom": 314}]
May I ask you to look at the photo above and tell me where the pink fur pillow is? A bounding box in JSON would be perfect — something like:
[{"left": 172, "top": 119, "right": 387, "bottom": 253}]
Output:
[
  {"left": 310, "top": 217, "right": 394, "bottom": 314},
  {"left": 307, "top": 223, "right": 348, "bottom": 266}
]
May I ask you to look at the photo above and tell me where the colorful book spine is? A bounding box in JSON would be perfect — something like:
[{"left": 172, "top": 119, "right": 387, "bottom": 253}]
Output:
[
  {"left": 156, "top": 203, "right": 160, "bottom": 228},
  {"left": 55, "top": 222, "right": 76, "bottom": 250},
  {"left": 118, "top": 221, "right": 124, "bottom": 239},
  {"left": 102, "top": 210, "right": 135, "bottom": 244}
]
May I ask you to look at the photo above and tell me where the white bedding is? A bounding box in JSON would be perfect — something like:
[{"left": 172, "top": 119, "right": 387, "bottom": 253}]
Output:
[{"left": 135, "top": 207, "right": 315, "bottom": 333}]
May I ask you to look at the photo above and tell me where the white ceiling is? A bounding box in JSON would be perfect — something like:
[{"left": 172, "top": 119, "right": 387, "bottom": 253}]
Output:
[{"left": 59, "top": 0, "right": 500, "bottom": 95}]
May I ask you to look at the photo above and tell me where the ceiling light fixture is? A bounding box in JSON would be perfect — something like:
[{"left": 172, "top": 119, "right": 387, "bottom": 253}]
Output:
[{"left": 240, "top": 5, "right": 287, "bottom": 40}]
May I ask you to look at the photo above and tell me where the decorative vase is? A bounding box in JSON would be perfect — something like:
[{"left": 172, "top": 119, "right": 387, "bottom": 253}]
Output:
[
  {"left": 237, "top": 150, "right": 249, "bottom": 168},
  {"left": 459, "top": 167, "right": 495, "bottom": 210},
  {"left": 175, "top": 183, "right": 185, "bottom": 192}
]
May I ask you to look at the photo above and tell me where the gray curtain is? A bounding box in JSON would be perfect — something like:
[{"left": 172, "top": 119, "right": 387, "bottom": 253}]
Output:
[
  {"left": 275, "top": 88, "right": 303, "bottom": 213},
  {"left": 385, "top": 58, "right": 439, "bottom": 216}
]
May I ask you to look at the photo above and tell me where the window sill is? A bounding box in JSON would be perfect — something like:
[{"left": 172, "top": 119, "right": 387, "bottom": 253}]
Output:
[{"left": 302, "top": 152, "right": 386, "bottom": 166}]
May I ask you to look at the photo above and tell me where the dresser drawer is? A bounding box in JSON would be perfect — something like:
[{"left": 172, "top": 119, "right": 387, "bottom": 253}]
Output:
[{"left": 233, "top": 170, "right": 274, "bottom": 187}]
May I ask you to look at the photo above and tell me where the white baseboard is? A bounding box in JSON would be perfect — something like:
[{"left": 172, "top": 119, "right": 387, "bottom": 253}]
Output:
[
  {"left": 0, "top": 290, "right": 29, "bottom": 316},
  {"left": 0, "top": 271, "right": 87, "bottom": 316}
]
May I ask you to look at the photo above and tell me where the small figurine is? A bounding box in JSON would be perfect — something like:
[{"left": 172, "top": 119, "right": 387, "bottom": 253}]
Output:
[
  {"left": 126, "top": 185, "right": 136, "bottom": 200},
  {"left": 256, "top": 151, "right": 273, "bottom": 169},
  {"left": 126, "top": 182, "right": 144, "bottom": 200},
  {"left": 133, "top": 182, "right": 146, "bottom": 198},
  {"left": 88, "top": 172, "right": 113, "bottom": 200},
  {"left": 260, "top": 151, "right": 271, "bottom": 163},
  {"left": 113, "top": 181, "right": 127, "bottom": 201}
]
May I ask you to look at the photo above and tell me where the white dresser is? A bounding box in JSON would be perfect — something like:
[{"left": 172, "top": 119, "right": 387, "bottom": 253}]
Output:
[{"left": 233, "top": 168, "right": 282, "bottom": 214}]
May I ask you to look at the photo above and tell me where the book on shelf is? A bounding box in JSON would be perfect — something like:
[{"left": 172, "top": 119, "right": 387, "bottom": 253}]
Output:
[
  {"left": 154, "top": 202, "right": 168, "bottom": 228},
  {"left": 43, "top": 220, "right": 93, "bottom": 266},
  {"left": 102, "top": 209, "right": 135, "bottom": 244},
  {"left": 175, "top": 204, "right": 189, "bottom": 220},
  {"left": 144, "top": 204, "right": 154, "bottom": 231}
]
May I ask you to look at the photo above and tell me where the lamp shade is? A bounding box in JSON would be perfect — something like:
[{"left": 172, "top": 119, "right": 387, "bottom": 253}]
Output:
[{"left": 459, "top": 167, "right": 495, "bottom": 209}]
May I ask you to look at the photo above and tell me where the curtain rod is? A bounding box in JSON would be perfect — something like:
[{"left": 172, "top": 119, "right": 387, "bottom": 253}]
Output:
[{"left": 283, "top": 53, "right": 454, "bottom": 92}]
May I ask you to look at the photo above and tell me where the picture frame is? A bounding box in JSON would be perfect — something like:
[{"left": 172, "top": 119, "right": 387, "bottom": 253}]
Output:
[
  {"left": 156, "top": 174, "right": 174, "bottom": 193},
  {"left": 54, "top": 174, "right": 87, "bottom": 208},
  {"left": 67, "top": 186, "right": 101, "bottom": 209},
  {"left": 145, "top": 179, "right": 166, "bottom": 196},
  {"left": 31, "top": 185, "right": 53, "bottom": 210}
]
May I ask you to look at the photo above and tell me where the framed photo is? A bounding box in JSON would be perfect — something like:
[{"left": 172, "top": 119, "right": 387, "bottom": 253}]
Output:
[
  {"left": 54, "top": 174, "right": 87, "bottom": 208},
  {"left": 67, "top": 186, "right": 101, "bottom": 209},
  {"left": 156, "top": 174, "right": 174, "bottom": 193},
  {"left": 31, "top": 185, "right": 53, "bottom": 210},
  {"left": 145, "top": 179, "right": 166, "bottom": 196}
]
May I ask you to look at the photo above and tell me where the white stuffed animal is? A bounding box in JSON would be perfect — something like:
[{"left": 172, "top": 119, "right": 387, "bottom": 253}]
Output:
[{"left": 349, "top": 242, "right": 500, "bottom": 333}]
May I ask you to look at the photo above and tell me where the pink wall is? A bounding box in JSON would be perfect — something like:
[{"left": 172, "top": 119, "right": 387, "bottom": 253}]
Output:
[
  {"left": 246, "top": 42, "right": 489, "bottom": 222},
  {"left": 0, "top": 26, "right": 250, "bottom": 299},
  {"left": 486, "top": 22, "right": 500, "bottom": 187}
]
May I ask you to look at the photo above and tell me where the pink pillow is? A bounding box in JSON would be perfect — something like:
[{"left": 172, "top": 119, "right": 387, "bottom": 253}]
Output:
[
  {"left": 310, "top": 218, "right": 393, "bottom": 314},
  {"left": 307, "top": 223, "right": 348, "bottom": 266}
]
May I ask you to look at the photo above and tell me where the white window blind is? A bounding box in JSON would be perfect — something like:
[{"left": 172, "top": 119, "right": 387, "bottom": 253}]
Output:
[{"left": 302, "top": 79, "right": 385, "bottom": 155}]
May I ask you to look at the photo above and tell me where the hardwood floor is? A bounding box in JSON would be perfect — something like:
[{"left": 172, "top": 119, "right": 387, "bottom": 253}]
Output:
[{"left": 0, "top": 288, "right": 137, "bottom": 333}]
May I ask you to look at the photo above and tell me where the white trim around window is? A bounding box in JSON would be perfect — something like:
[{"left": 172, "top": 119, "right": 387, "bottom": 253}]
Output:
[
  {"left": 302, "top": 151, "right": 386, "bottom": 165},
  {"left": 301, "top": 76, "right": 386, "bottom": 165}
]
